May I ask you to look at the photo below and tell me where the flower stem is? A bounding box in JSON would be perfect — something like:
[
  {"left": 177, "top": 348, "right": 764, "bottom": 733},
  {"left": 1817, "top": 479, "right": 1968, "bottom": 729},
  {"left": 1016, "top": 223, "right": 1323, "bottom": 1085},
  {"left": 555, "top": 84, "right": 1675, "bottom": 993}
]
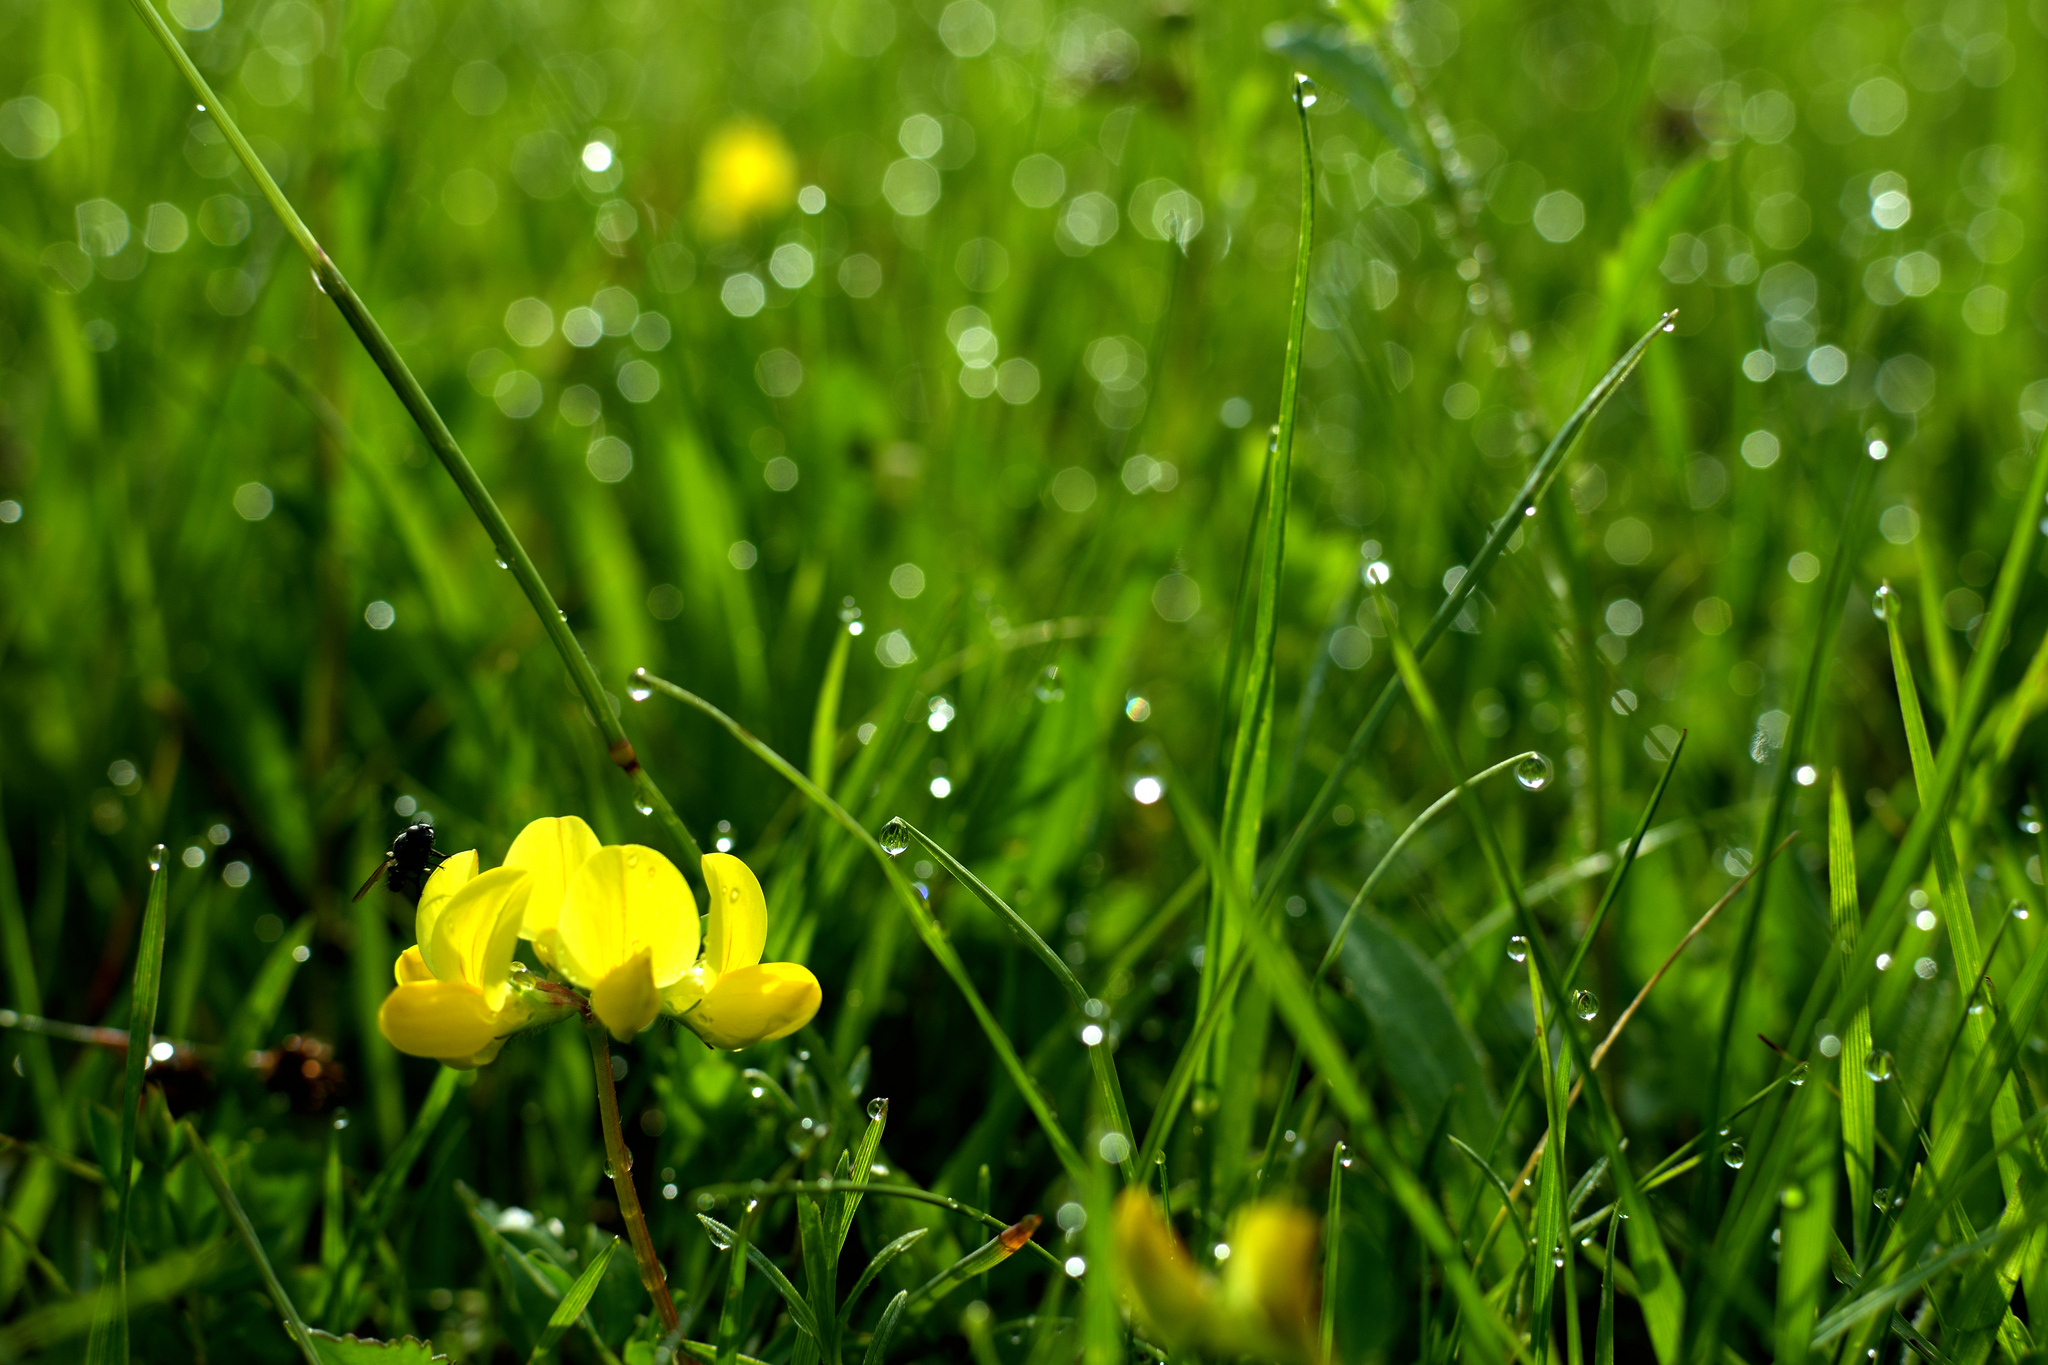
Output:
[
  {"left": 587, "top": 1021, "right": 679, "bottom": 1334},
  {"left": 117, "top": 0, "right": 703, "bottom": 870}
]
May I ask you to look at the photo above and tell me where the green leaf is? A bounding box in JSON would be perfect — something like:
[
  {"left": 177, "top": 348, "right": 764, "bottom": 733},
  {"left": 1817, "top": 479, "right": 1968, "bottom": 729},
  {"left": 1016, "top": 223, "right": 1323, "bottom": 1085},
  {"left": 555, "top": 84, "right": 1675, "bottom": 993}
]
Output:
[
  {"left": 863, "top": 1290, "right": 909, "bottom": 1365},
  {"left": 1828, "top": 774, "right": 1876, "bottom": 1263},
  {"left": 525, "top": 1237, "right": 620, "bottom": 1363},
  {"left": 837, "top": 1228, "right": 928, "bottom": 1328},
  {"left": 835, "top": 1099, "right": 889, "bottom": 1254},
  {"left": 311, "top": 1331, "right": 449, "bottom": 1363},
  {"left": 219, "top": 911, "right": 317, "bottom": 1067},
  {"left": 699, "top": 1214, "right": 820, "bottom": 1341},
  {"left": 84, "top": 845, "right": 172, "bottom": 1365},
  {"left": 182, "top": 1121, "right": 325, "bottom": 1365},
  {"left": 1311, "top": 888, "right": 1494, "bottom": 1140}
]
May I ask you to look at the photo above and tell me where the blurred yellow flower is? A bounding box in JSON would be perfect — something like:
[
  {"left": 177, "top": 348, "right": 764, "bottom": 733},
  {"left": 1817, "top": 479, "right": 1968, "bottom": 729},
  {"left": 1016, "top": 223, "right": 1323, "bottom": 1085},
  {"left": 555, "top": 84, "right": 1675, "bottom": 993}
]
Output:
[
  {"left": 698, "top": 120, "right": 797, "bottom": 235},
  {"left": 377, "top": 857, "right": 536, "bottom": 1068},
  {"left": 1114, "top": 1191, "right": 1322, "bottom": 1365}
]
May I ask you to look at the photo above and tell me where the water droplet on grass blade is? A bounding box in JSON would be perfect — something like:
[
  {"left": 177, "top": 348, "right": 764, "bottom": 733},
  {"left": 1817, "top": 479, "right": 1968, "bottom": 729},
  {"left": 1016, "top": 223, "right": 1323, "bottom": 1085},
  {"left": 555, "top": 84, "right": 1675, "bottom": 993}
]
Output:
[
  {"left": 1293, "top": 74, "right": 1317, "bottom": 107},
  {"left": 2021, "top": 805, "right": 2042, "bottom": 835},
  {"left": 1863, "top": 1049, "right": 1893, "bottom": 1082},
  {"left": 867, "top": 1096, "right": 888, "bottom": 1120},
  {"left": 880, "top": 818, "right": 911, "bottom": 855},
  {"left": 1506, "top": 935, "right": 1528, "bottom": 963},
  {"left": 149, "top": 844, "right": 166, "bottom": 873},
  {"left": 1722, "top": 1140, "right": 1745, "bottom": 1169},
  {"left": 1790, "top": 1062, "right": 1808, "bottom": 1086},
  {"left": 1573, "top": 989, "right": 1598, "bottom": 1021},
  {"left": 1551, "top": 1246, "right": 1564, "bottom": 1268},
  {"left": 1872, "top": 585, "right": 1897, "bottom": 621},
  {"left": 495, "top": 555, "right": 509, "bottom": 569},
  {"left": 634, "top": 799, "right": 653, "bottom": 815},
  {"left": 1515, "top": 753, "right": 1552, "bottom": 790},
  {"left": 699, "top": 1216, "right": 734, "bottom": 1250}
]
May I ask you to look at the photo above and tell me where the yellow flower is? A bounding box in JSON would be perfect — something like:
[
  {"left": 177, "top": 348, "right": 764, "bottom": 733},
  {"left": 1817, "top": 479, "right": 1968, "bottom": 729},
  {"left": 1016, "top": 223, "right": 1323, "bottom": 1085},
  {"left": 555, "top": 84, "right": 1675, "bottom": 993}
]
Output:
[
  {"left": 1114, "top": 1191, "right": 1322, "bottom": 1365},
  {"left": 667, "top": 854, "right": 822, "bottom": 1050},
  {"left": 698, "top": 119, "right": 797, "bottom": 235},
  {"left": 502, "top": 814, "right": 601, "bottom": 969},
  {"left": 378, "top": 859, "right": 536, "bottom": 1068}
]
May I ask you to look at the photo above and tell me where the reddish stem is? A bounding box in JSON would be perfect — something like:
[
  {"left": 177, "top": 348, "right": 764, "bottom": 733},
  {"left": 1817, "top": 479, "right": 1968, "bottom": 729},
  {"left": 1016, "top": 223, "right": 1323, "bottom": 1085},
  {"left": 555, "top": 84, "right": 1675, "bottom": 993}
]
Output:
[{"left": 587, "top": 1020, "right": 680, "bottom": 1333}]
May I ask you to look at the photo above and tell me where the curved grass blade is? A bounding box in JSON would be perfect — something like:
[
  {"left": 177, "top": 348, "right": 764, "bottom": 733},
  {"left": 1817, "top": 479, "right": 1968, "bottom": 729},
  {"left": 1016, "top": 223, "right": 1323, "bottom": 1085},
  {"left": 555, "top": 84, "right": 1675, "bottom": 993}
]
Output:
[
  {"left": 637, "top": 673, "right": 1087, "bottom": 1182},
  {"left": 84, "top": 845, "right": 171, "bottom": 1365},
  {"left": 714, "top": 1209, "right": 750, "bottom": 1365},
  {"left": 798, "top": 1197, "right": 841, "bottom": 1365},
  {"left": 699, "top": 1215, "right": 819, "bottom": 1342},
  {"left": 834, "top": 1100, "right": 888, "bottom": 1254},
  {"left": 864, "top": 1291, "right": 910, "bottom": 1365},
  {"left": 181, "top": 1120, "right": 324, "bottom": 1365},
  {"left": 320, "top": 1066, "right": 465, "bottom": 1326},
  {"left": 1255, "top": 310, "right": 1678, "bottom": 918},
  {"left": 1828, "top": 774, "right": 1876, "bottom": 1261},
  {"left": 837, "top": 1228, "right": 928, "bottom": 1328},
  {"left": 904, "top": 1217, "right": 1042, "bottom": 1316}
]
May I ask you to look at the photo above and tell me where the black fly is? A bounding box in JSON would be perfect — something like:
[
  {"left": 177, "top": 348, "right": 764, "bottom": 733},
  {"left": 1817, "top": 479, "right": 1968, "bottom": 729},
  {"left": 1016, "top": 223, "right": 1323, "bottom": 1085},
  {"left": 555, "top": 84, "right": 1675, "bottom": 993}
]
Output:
[{"left": 352, "top": 822, "right": 449, "bottom": 908}]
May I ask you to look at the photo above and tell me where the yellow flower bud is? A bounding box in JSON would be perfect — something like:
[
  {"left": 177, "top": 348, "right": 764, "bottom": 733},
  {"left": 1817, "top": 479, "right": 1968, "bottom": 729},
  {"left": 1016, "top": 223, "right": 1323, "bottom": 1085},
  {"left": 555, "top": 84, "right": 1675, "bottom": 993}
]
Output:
[
  {"left": 698, "top": 120, "right": 797, "bottom": 236},
  {"left": 1113, "top": 1191, "right": 1323, "bottom": 1365}
]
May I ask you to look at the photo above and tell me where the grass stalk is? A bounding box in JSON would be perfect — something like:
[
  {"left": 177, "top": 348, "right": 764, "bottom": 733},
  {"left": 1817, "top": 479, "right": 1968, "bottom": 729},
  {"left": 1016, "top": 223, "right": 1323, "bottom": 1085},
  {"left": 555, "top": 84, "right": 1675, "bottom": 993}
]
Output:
[{"left": 587, "top": 1020, "right": 680, "bottom": 1333}]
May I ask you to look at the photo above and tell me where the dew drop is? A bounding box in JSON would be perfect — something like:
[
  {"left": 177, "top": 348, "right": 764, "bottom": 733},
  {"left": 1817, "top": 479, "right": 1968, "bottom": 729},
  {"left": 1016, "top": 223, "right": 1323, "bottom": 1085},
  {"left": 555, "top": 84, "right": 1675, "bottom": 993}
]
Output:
[
  {"left": 1515, "top": 753, "right": 1553, "bottom": 791},
  {"left": 1572, "top": 988, "right": 1599, "bottom": 1021},
  {"left": 310, "top": 268, "right": 328, "bottom": 295},
  {"left": 1551, "top": 1246, "right": 1565, "bottom": 1269},
  {"left": 1789, "top": 1062, "right": 1809, "bottom": 1087},
  {"left": 1506, "top": 934, "right": 1528, "bottom": 964},
  {"left": 699, "top": 1216, "right": 735, "bottom": 1251},
  {"left": 1293, "top": 73, "right": 1318, "bottom": 107},
  {"left": 2015, "top": 903, "right": 2031, "bottom": 921},
  {"left": 1722, "top": 1140, "right": 1746, "bottom": 1169},
  {"left": 867, "top": 1096, "right": 888, "bottom": 1121},
  {"left": 2021, "top": 805, "right": 2043, "bottom": 835},
  {"left": 1871, "top": 584, "right": 1897, "bottom": 622},
  {"left": 495, "top": 555, "right": 509, "bottom": 569},
  {"left": 879, "top": 818, "right": 911, "bottom": 856},
  {"left": 1872, "top": 1187, "right": 1890, "bottom": 1211},
  {"left": 148, "top": 844, "right": 166, "bottom": 873},
  {"left": 1863, "top": 1049, "right": 1894, "bottom": 1083},
  {"left": 1660, "top": 319, "right": 1676, "bottom": 333}
]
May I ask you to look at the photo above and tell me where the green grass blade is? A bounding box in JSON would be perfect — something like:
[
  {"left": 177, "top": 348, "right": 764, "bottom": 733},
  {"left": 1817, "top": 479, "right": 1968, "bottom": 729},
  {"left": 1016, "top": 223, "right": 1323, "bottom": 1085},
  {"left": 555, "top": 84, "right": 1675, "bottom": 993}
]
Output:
[
  {"left": 904, "top": 1219, "right": 1040, "bottom": 1316},
  {"left": 699, "top": 1214, "right": 820, "bottom": 1342},
  {"left": 84, "top": 844, "right": 171, "bottom": 1365},
  {"left": 1255, "top": 310, "right": 1676, "bottom": 916},
  {"left": 1828, "top": 773, "right": 1875, "bottom": 1262},
  {"left": 835, "top": 1099, "right": 888, "bottom": 1254},
  {"left": 863, "top": 1291, "right": 909, "bottom": 1365},
  {"left": 526, "top": 1236, "right": 620, "bottom": 1363},
  {"left": 181, "top": 1120, "right": 324, "bottom": 1365},
  {"left": 836, "top": 1228, "right": 927, "bottom": 1329},
  {"left": 218, "top": 913, "right": 316, "bottom": 1068},
  {"left": 638, "top": 672, "right": 1088, "bottom": 1182},
  {"left": 1323, "top": 1140, "right": 1345, "bottom": 1361},
  {"left": 1162, "top": 781, "right": 1520, "bottom": 1364},
  {"left": 320, "top": 1066, "right": 466, "bottom": 1327},
  {"left": 798, "top": 1196, "right": 841, "bottom": 1365},
  {"left": 714, "top": 1212, "right": 751, "bottom": 1365},
  {"left": 117, "top": 0, "right": 701, "bottom": 865},
  {"left": 1771, "top": 1082, "right": 1837, "bottom": 1365},
  {"left": 809, "top": 628, "right": 853, "bottom": 793}
]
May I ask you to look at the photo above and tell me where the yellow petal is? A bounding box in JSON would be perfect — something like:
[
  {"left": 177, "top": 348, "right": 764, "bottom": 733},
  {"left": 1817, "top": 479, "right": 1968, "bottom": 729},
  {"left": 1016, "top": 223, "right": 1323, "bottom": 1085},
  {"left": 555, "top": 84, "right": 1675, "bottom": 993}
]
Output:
[
  {"left": 557, "top": 845, "right": 698, "bottom": 991},
  {"left": 504, "top": 816, "right": 601, "bottom": 951},
  {"left": 681, "top": 963, "right": 821, "bottom": 1050},
  {"left": 425, "top": 866, "right": 532, "bottom": 998},
  {"left": 591, "top": 948, "right": 661, "bottom": 1041},
  {"left": 1213, "top": 1203, "right": 1323, "bottom": 1364},
  {"left": 394, "top": 945, "right": 433, "bottom": 986},
  {"left": 415, "top": 849, "right": 480, "bottom": 953},
  {"left": 700, "top": 853, "right": 768, "bottom": 977},
  {"left": 1114, "top": 1190, "right": 1214, "bottom": 1351},
  {"left": 378, "top": 981, "right": 503, "bottom": 1061}
]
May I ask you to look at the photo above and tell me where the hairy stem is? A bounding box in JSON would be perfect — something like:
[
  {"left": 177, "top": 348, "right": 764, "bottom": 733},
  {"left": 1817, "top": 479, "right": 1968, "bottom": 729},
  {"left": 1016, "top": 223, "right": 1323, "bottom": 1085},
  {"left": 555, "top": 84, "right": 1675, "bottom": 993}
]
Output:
[{"left": 587, "top": 1021, "right": 679, "bottom": 1333}]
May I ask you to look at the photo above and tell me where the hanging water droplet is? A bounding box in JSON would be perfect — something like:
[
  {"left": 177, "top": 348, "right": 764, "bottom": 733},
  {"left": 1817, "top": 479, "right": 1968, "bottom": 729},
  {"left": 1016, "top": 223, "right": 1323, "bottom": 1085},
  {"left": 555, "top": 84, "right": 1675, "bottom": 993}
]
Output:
[
  {"left": 2021, "top": 805, "right": 2043, "bottom": 835},
  {"left": 1971, "top": 976, "right": 1996, "bottom": 1015},
  {"left": 1515, "top": 753, "right": 1553, "bottom": 791},
  {"left": 310, "top": 268, "right": 328, "bottom": 295},
  {"left": 879, "top": 818, "right": 911, "bottom": 856},
  {"left": 867, "top": 1096, "right": 888, "bottom": 1121},
  {"left": 1872, "top": 1187, "right": 1891, "bottom": 1211},
  {"left": 1506, "top": 935, "right": 1528, "bottom": 964},
  {"left": 1660, "top": 318, "right": 1677, "bottom": 333},
  {"left": 1863, "top": 1049, "right": 1894, "bottom": 1082},
  {"left": 1293, "top": 73, "right": 1318, "bottom": 107},
  {"left": 2015, "top": 903, "right": 2032, "bottom": 921},
  {"left": 1572, "top": 988, "right": 1599, "bottom": 1021},
  {"left": 1872, "top": 584, "right": 1897, "bottom": 622},
  {"left": 1722, "top": 1140, "right": 1746, "bottom": 1169},
  {"left": 494, "top": 555, "right": 509, "bottom": 569},
  {"left": 1789, "top": 1062, "right": 1809, "bottom": 1087},
  {"left": 633, "top": 799, "right": 653, "bottom": 816},
  {"left": 148, "top": 844, "right": 166, "bottom": 873},
  {"left": 1551, "top": 1246, "right": 1565, "bottom": 1269},
  {"left": 700, "top": 1216, "right": 735, "bottom": 1251}
]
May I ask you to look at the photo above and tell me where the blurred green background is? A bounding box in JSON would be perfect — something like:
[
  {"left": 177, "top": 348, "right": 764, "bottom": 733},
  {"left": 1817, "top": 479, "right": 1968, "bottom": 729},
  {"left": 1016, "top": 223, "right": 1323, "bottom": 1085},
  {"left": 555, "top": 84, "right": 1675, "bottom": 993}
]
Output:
[{"left": 3, "top": 0, "right": 2047, "bottom": 1356}]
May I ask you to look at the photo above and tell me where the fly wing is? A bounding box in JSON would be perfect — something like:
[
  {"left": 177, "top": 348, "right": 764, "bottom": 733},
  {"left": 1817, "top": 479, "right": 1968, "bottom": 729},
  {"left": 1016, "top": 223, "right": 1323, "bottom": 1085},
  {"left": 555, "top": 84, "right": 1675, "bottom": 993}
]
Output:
[{"left": 351, "top": 857, "right": 392, "bottom": 902}]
